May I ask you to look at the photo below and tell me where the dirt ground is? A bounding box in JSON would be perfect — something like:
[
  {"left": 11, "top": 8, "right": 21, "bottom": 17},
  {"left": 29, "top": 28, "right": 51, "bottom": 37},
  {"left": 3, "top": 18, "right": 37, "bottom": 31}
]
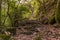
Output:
[{"left": 14, "top": 24, "right": 60, "bottom": 40}]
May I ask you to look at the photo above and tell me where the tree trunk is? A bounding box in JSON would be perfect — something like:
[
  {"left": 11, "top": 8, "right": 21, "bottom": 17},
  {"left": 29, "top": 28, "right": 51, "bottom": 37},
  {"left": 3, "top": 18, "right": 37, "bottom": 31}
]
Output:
[{"left": 0, "top": 0, "right": 2, "bottom": 26}]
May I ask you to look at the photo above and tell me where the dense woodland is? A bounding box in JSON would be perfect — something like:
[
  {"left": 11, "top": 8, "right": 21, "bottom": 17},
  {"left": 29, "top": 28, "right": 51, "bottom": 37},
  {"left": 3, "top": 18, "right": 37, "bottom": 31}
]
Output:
[{"left": 0, "top": 0, "right": 60, "bottom": 40}]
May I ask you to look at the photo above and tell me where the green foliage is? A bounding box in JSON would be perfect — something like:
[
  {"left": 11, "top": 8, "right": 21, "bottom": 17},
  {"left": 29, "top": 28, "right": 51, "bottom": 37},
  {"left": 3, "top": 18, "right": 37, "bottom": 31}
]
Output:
[
  {"left": 0, "top": 34, "right": 15, "bottom": 40},
  {"left": 19, "top": 4, "right": 30, "bottom": 11},
  {"left": 30, "top": 0, "right": 40, "bottom": 20},
  {"left": 1, "top": 0, "right": 60, "bottom": 27},
  {"left": 55, "top": 1, "right": 60, "bottom": 23},
  {"left": 14, "top": 4, "right": 31, "bottom": 21},
  {"left": 0, "top": 34, "right": 10, "bottom": 40},
  {"left": 35, "top": 36, "right": 42, "bottom": 40}
]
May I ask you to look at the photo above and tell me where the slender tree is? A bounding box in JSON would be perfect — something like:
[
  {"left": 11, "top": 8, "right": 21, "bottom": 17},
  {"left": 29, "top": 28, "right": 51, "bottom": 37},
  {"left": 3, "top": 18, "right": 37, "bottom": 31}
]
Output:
[
  {"left": 0, "top": 0, "right": 2, "bottom": 26},
  {"left": 55, "top": 0, "right": 60, "bottom": 23}
]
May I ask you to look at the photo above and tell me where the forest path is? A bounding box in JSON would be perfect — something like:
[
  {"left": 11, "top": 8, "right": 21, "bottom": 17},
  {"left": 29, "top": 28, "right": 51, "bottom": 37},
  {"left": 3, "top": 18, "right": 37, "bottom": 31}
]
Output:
[{"left": 14, "top": 24, "right": 60, "bottom": 40}]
